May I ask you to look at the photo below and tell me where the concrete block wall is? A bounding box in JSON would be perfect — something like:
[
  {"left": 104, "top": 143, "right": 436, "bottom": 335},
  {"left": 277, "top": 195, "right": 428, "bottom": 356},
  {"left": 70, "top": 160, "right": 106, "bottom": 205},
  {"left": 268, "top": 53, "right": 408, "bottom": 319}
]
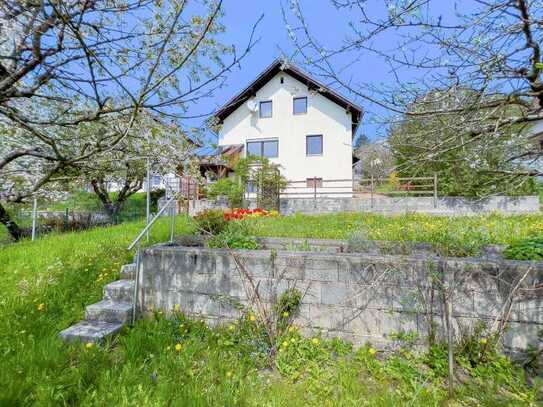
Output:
[
  {"left": 140, "top": 245, "right": 543, "bottom": 351},
  {"left": 181, "top": 195, "right": 539, "bottom": 216},
  {"left": 279, "top": 195, "right": 540, "bottom": 215}
]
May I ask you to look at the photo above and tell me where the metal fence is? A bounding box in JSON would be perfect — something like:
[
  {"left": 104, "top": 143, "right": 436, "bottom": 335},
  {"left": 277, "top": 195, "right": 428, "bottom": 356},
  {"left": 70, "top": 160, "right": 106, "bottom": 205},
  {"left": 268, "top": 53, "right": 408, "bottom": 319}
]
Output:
[
  {"left": 357, "top": 174, "right": 438, "bottom": 206},
  {"left": 281, "top": 174, "right": 439, "bottom": 207},
  {"left": 163, "top": 174, "right": 439, "bottom": 212},
  {"left": 13, "top": 205, "right": 145, "bottom": 242},
  {"left": 282, "top": 178, "right": 354, "bottom": 198}
]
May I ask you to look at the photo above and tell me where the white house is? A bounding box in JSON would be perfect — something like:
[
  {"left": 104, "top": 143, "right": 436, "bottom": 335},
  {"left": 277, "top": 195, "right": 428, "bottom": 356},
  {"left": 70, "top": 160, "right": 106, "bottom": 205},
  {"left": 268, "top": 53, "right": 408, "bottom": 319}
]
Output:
[{"left": 213, "top": 60, "right": 362, "bottom": 197}]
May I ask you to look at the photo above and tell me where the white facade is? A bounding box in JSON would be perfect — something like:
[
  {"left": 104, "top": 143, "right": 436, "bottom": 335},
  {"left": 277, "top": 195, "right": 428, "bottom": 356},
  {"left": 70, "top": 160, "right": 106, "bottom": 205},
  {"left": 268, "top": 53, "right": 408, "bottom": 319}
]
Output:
[{"left": 218, "top": 72, "right": 355, "bottom": 197}]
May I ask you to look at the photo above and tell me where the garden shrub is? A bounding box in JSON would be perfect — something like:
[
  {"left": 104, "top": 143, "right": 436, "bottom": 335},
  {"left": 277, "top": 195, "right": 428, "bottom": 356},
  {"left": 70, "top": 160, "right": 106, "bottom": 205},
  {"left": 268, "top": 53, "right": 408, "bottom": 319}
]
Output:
[
  {"left": 206, "top": 178, "right": 245, "bottom": 208},
  {"left": 193, "top": 209, "right": 228, "bottom": 235},
  {"left": 503, "top": 237, "right": 543, "bottom": 260},
  {"left": 274, "top": 288, "right": 302, "bottom": 335},
  {"left": 207, "top": 221, "right": 259, "bottom": 250}
]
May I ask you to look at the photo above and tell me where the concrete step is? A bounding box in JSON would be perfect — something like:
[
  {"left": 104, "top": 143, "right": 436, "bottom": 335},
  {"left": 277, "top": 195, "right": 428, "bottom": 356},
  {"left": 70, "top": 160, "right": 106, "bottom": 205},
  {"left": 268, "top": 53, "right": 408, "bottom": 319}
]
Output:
[
  {"left": 85, "top": 300, "right": 133, "bottom": 323},
  {"left": 103, "top": 279, "right": 134, "bottom": 302},
  {"left": 59, "top": 320, "right": 124, "bottom": 343},
  {"left": 120, "top": 263, "right": 136, "bottom": 280}
]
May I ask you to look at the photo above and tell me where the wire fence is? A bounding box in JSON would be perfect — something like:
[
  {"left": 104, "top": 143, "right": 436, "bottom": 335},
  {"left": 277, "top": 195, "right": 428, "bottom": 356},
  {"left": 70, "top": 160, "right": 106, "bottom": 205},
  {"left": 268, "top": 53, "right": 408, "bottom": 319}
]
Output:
[{"left": 1, "top": 204, "right": 145, "bottom": 245}]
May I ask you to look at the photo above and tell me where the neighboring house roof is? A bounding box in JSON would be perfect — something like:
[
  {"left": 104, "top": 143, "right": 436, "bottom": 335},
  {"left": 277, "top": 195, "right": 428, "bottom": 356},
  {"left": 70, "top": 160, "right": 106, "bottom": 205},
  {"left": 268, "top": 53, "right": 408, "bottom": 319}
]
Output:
[{"left": 214, "top": 59, "right": 363, "bottom": 135}]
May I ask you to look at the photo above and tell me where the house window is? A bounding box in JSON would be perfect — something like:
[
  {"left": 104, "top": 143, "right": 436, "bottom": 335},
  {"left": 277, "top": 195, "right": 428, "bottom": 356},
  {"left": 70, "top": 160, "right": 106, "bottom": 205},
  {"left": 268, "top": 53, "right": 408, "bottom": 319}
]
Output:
[
  {"left": 246, "top": 139, "right": 278, "bottom": 158},
  {"left": 306, "top": 135, "right": 323, "bottom": 156},
  {"left": 293, "top": 97, "right": 307, "bottom": 115},
  {"left": 306, "top": 178, "right": 323, "bottom": 188},
  {"left": 259, "top": 100, "right": 272, "bottom": 118}
]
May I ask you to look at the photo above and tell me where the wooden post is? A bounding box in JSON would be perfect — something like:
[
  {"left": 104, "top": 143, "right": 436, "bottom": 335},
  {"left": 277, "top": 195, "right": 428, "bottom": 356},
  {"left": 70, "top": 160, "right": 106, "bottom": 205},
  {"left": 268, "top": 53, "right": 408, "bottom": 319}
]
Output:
[
  {"left": 370, "top": 175, "right": 374, "bottom": 209},
  {"left": 433, "top": 172, "right": 438, "bottom": 208}
]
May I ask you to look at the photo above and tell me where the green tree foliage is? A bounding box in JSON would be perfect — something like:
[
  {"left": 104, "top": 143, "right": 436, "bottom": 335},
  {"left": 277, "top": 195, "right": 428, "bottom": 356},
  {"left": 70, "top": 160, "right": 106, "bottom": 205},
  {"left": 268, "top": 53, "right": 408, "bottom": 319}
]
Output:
[
  {"left": 206, "top": 156, "right": 287, "bottom": 210},
  {"left": 206, "top": 178, "right": 245, "bottom": 209},
  {"left": 389, "top": 90, "right": 536, "bottom": 197}
]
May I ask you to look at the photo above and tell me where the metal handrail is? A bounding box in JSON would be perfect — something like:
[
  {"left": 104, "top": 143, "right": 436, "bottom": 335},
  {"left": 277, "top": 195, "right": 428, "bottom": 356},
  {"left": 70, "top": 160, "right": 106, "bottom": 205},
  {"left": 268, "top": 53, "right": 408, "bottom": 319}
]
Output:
[
  {"left": 127, "top": 193, "right": 178, "bottom": 251},
  {"left": 127, "top": 192, "right": 179, "bottom": 325}
]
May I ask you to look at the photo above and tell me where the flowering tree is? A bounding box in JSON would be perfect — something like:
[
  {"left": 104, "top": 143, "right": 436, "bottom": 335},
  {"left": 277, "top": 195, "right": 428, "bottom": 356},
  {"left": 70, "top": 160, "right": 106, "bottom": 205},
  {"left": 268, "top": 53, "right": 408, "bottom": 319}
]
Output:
[
  {"left": 389, "top": 89, "right": 536, "bottom": 196},
  {"left": 75, "top": 114, "right": 196, "bottom": 220},
  {"left": 0, "top": 0, "right": 260, "bottom": 239},
  {"left": 284, "top": 0, "right": 543, "bottom": 190}
]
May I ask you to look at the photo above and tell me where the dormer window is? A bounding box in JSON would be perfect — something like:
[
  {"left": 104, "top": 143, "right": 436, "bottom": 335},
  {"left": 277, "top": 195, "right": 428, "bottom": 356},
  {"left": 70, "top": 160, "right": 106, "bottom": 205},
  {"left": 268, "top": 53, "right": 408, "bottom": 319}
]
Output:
[
  {"left": 293, "top": 96, "right": 307, "bottom": 115},
  {"left": 259, "top": 100, "right": 272, "bottom": 118}
]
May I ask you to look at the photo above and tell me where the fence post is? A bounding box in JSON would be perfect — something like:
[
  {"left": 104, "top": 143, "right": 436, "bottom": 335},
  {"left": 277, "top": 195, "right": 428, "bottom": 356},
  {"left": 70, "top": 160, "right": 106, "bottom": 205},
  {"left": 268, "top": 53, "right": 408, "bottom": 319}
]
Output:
[
  {"left": 370, "top": 175, "right": 374, "bottom": 209},
  {"left": 64, "top": 208, "right": 69, "bottom": 231},
  {"left": 169, "top": 199, "right": 176, "bottom": 243},
  {"left": 433, "top": 172, "right": 438, "bottom": 208},
  {"left": 313, "top": 177, "right": 317, "bottom": 209},
  {"left": 146, "top": 158, "right": 151, "bottom": 242},
  {"left": 31, "top": 198, "right": 38, "bottom": 241}
]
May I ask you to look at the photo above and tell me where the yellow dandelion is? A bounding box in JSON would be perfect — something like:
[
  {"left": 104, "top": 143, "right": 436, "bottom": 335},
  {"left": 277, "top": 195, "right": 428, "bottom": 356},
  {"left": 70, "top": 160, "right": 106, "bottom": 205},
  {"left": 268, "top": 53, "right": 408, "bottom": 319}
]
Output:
[
  {"left": 282, "top": 311, "right": 289, "bottom": 318},
  {"left": 228, "top": 324, "right": 235, "bottom": 331},
  {"left": 311, "top": 338, "right": 320, "bottom": 346},
  {"left": 85, "top": 342, "right": 94, "bottom": 349},
  {"left": 174, "top": 304, "right": 181, "bottom": 312},
  {"left": 282, "top": 341, "right": 289, "bottom": 348},
  {"left": 175, "top": 343, "right": 182, "bottom": 352},
  {"left": 37, "top": 303, "right": 45, "bottom": 311},
  {"left": 226, "top": 371, "right": 233, "bottom": 378},
  {"left": 368, "top": 347, "right": 377, "bottom": 356},
  {"left": 249, "top": 314, "right": 256, "bottom": 322},
  {"left": 288, "top": 326, "right": 296, "bottom": 333},
  {"left": 480, "top": 338, "right": 487, "bottom": 345}
]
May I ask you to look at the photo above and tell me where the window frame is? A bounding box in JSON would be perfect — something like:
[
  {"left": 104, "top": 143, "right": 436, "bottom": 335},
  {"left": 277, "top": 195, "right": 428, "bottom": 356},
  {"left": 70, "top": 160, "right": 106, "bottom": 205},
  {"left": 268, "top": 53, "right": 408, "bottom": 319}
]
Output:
[
  {"left": 246, "top": 138, "right": 279, "bottom": 158},
  {"left": 259, "top": 100, "right": 273, "bottom": 118},
  {"left": 293, "top": 96, "right": 308, "bottom": 115},
  {"left": 306, "top": 134, "right": 323, "bottom": 156}
]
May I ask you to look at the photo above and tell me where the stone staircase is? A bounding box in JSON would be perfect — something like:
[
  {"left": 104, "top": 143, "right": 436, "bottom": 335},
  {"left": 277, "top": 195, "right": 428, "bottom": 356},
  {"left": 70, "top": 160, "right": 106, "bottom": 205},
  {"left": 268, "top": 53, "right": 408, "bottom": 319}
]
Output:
[{"left": 59, "top": 263, "right": 137, "bottom": 343}]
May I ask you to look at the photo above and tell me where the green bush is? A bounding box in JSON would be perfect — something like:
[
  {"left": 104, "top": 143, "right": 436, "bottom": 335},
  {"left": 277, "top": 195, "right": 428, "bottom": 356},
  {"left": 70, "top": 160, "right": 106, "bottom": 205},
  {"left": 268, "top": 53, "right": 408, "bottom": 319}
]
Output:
[
  {"left": 503, "top": 237, "right": 543, "bottom": 260},
  {"left": 207, "top": 221, "right": 259, "bottom": 250},
  {"left": 193, "top": 209, "right": 227, "bottom": 235},
  {"left": 206, "top": 178, "right": 245, "bottom": 208}
]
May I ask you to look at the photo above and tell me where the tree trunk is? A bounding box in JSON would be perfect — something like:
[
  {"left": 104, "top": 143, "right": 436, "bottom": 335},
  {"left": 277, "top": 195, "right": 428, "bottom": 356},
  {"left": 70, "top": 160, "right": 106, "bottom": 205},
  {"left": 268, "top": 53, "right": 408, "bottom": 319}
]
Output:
[
  {"left": 91, "top": 175, "right": 143, "bottom": 223},
  {"left": 102, "top": 201, "right": 125, "bottom": 223},
  {"left": 0, "top": 202, "right": 23, "bottom": 241}
]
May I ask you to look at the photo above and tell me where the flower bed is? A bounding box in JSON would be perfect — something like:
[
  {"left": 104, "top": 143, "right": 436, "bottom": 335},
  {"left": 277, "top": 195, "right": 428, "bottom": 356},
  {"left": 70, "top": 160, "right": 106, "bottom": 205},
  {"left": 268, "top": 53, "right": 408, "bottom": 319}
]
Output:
[{"left": 223, "top": 208, "right": 279, "bottom": 221}]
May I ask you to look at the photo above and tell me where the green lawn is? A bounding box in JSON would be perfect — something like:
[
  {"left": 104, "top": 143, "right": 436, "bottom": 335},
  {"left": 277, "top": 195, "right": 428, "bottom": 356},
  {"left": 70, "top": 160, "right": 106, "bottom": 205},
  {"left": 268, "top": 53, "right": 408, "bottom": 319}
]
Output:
[
  {"left": 0, "top": 215, "right": 540, "bottom": 405},
  {"left": 247, "top": 212, "right": 543, "bottom": 256}
]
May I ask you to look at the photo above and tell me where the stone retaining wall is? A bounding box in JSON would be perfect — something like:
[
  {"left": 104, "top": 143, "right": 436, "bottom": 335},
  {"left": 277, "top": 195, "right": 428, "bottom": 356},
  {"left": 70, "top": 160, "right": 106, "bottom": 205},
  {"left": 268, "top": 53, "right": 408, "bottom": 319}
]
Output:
[
  {"left": 182, "top": 195, "right": 539, "bottom": 216},
  {"left": 279, "top": 195, "right": 540, "bottom": 215},
  {"left": 139, "top": 245, "right": 543, "bottom": 351}
]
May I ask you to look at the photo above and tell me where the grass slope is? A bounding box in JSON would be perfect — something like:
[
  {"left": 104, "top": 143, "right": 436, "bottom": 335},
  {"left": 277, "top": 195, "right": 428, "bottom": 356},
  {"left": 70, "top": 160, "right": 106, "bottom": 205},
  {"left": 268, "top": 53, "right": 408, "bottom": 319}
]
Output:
[
  {"left": 248, "top": 212, "right": 543, "bottom": 256},
  {"left": 0, "top": 216, "right": 540, "bottom": 405}
]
